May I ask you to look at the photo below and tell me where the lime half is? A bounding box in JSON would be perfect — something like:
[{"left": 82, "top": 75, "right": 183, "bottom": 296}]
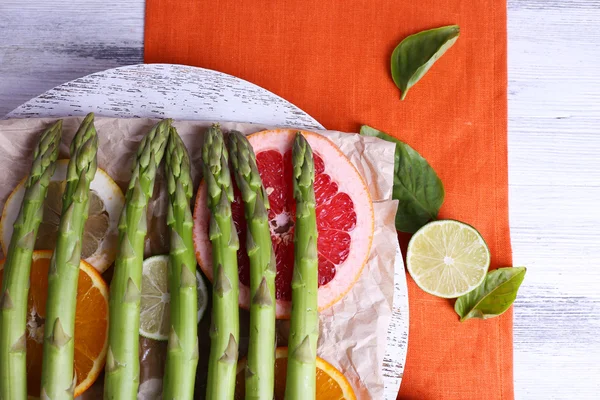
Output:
[
  {"left": 140, "top": 255, "right": 208, "bottom": 340},
  {"left": 407, "top": 220, "right": 490, "bottom": 298}
]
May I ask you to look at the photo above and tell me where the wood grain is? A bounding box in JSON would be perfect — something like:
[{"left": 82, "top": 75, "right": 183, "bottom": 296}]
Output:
[
  {"left": 0, "top": 0, "right": 144, "bottom": 117},
  {"left": 2, "top": 0, "right": 600, "bottom": 398},
  {"left": 508, "top": 1, "right": 600, "bottom": 397}
]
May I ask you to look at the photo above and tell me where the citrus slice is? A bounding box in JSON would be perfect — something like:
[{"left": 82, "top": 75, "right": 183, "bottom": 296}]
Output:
[
  {"left": 0, "top": 159, "right": 124, "bottom": 273},
  {"left": 407, "top": 220, "right": 491, "bottom": 298},
  {"left": 193, "top": 129, "right": 374, "bottom": 319},
  {"left": 0, "top": 250, "right": 108, "bottom": 398},
  {"left": 234, "top": 347, "right": 356, "bottom": 400},
  {"left": 139, "top": 255, "right": 208, "bottom": 340}
]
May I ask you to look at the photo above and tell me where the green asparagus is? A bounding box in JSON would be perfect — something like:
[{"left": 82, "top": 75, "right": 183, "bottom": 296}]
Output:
[
  {"left": 104, "top": 119, "right": 171, "bottom": 400},
  {"left": 162, "top": 127, "right": 198, "bottom": 400},
  {"left": 228, "top": 131, "right": 276, "bottom": 400},
  {"left": 203, "top": 125, "right": 240, "bottom": 400},
  {"left": 284, "top": 133, "right": 319, "bottom": 400},
  {"left": 41, "top": 113, "right": 98, "bottom": 400},
  {"left": 0, "top": 121, "right": 62, "bottom": 400}
]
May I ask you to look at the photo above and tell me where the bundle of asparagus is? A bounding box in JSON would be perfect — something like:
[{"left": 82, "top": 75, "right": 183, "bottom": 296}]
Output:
[{"left": 0, "top": 119, "right": 326, "bottom": 400}]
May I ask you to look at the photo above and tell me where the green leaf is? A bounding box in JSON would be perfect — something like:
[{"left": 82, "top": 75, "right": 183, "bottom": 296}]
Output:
[
  {"left": 360, "top": 125, "right": 444, "bottom": 233},
  {"left": 455, "top": 267, "right": 527, "bottom": 322},
  {"left": 391, "top": 25, "right": 460, "bottom": 100}
]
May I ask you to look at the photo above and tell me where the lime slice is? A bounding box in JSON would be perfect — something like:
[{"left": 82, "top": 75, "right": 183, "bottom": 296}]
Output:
[
  {"left": 140, "top": 255, "right": 208, "bottom": 340},
  {"left": 407, "top": 220, "right": 490, "bottom": 298}
]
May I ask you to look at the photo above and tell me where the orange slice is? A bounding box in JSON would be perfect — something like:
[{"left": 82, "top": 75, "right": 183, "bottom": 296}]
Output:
[
  {"left": 0, "top": 250, "right": 109, "bottom": 398},
  {"left": 193, "top": 130, "right": 374, "bottom": 318},
  {"left": 234, "top": 347, "right": 356, "bottom": 400}
]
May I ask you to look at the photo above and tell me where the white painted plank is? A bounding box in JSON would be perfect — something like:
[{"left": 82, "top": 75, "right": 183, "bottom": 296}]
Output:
[
  {"left": 508, "top": 1, "right": 600, "bottom": 398},
  {"left": 1, "top": 0, "right": 600, "bottom": 398},
  {"left": 0, "top": 0, "right": 144, "bottom": 117}
]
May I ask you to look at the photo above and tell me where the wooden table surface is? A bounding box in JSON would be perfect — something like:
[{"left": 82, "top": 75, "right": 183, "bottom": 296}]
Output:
[{"left": 1, "top": 1, "right": 599, "bottom": 398}]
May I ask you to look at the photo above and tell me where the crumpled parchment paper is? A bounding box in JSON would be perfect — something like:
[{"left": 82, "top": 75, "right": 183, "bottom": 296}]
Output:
[{"left": 0, "top": 117, "right": 399, "bottom": 400}]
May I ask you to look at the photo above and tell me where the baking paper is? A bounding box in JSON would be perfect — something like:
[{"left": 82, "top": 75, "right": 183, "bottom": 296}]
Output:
[{"left": 0, "top": 117, "right": 399, "bottom": 399}]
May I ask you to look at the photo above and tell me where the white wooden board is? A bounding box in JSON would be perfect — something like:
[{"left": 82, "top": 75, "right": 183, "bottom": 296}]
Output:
[
  {"left": 507, "top": 1, "right": 600, "bottom": 398},
  {"left": 2, "top": 0, "right": 600, "bottom": 398}
]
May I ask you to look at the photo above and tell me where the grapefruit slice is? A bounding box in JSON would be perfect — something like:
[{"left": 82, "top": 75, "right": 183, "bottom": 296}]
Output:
[
  {"left": 234, "top": 347, "right": 357, "bottom": 400},
  {"left": 193, "top": 129, "right": 374, "bottom": 318},
  {"left": 0, "top": 250, "right": 109, "bottom": 398}
]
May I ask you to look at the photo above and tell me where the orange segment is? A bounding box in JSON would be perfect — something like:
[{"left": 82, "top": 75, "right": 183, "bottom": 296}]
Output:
[
  {"left": 0, "top": 250, "right": 108, "bottom": 398},
  {"left": 235, "top": 347, "right": 356, "bottom": 400}
]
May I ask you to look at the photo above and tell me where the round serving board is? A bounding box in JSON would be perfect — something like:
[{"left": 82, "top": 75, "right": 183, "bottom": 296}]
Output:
[{"left": 8, "top": 63, "right": 408, "bottom": 398}]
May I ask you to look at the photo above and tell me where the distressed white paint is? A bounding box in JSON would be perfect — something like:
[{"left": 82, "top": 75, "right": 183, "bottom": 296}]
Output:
[
  {"left": 6, "top": 64, "right": 324, "bottom": 129},
  {"left": 1, "top": 0, "right": 599, "bottom": 398}
]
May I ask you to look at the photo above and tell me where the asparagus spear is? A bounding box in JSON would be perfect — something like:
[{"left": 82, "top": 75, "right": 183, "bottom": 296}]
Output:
[
  {"left": 41, "top": 113, "right": 98, "bottom": 400},
  {"left": 104, "top": 119, "right": 171, "bottom": 400},
  {"left": 0, "top": 121, "right": 62, "bottom": 400},
  {"left": 203, "top": 125, "right": 240, "bottom": 400},
  {"left": 284, "top": 133, "right": 319, "bottom": 400},
  {"left": 162, "top": 127, "right": 198, "bottom": 400},
  {"left": 227, "top": 131, "right": 276, "bottom": 400}
]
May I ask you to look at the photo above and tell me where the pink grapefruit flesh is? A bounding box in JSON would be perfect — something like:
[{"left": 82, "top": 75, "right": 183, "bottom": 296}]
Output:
[{"left": 193, "top": 129, "right": 374, "bottom": 318}]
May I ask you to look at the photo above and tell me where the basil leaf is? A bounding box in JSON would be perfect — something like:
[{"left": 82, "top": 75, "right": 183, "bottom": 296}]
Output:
[
  {"left": 391, "top": 25, "right": 460, "bottom": 100},
  {"left": 455, "top": 267, "right": 527, "bottom": 322},
  {"left": 360, "top": 125, "right": 444, "bottom": 233}
]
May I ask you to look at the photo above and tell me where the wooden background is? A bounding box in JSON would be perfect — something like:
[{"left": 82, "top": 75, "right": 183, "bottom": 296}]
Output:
[{"left": 1, "top": 0, "right": 599, "bottom": 398}]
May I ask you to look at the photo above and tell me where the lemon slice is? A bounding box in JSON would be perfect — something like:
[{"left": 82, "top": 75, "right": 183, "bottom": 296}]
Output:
[
  {"left": 0, "top": 159, "right": 124, "bottom": 273},
  {"left": 140, "top": 255, "right": 208, "bottom": 341},
  {"left": 407, "top": 220, "right": 490, "bottom": 298}
]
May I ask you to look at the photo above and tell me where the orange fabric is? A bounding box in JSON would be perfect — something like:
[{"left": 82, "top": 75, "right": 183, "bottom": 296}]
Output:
[{"left": 144, "top": 1, "right": 512, "bottom": 399}]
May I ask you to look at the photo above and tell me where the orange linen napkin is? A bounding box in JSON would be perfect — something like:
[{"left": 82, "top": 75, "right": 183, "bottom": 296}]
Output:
[{"left": 145, "top": 1, "right": 512, "bottom": 399}]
